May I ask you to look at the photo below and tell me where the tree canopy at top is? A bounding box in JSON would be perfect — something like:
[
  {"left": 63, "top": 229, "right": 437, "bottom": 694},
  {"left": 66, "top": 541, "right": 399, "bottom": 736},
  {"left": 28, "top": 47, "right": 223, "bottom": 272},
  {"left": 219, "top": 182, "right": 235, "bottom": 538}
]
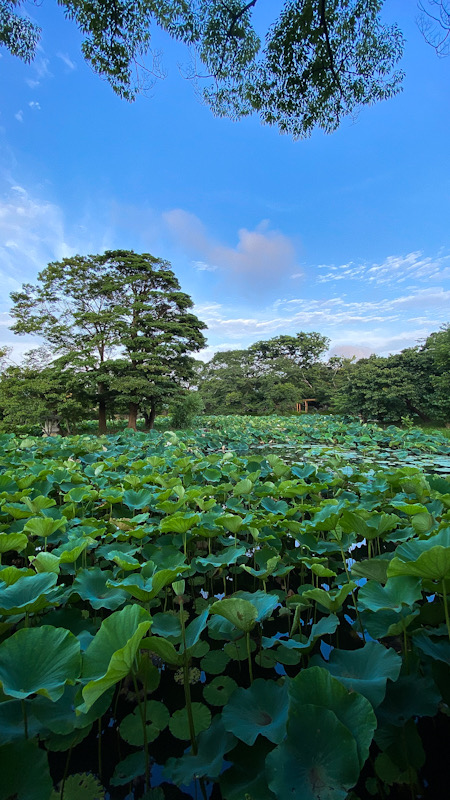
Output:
[{"left": 1, "top": 0, "right": 406, "bottom": 137}]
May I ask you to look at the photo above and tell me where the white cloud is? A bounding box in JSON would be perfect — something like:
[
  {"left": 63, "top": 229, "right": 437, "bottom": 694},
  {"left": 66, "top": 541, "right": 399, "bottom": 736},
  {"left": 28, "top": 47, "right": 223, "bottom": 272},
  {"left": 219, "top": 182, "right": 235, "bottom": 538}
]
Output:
[
  {"left": 28, "top": 101, "right": 41, "bottom": 111},
  {"left": 26, "top": 79, "right": 40, "bottom": 89},
  {"left": 192, "top": 260, "right": 217, "bottom": 272},
  {"left": 163, "top": 209, "right": 300, "bottom": 291},
  {"left": 57, "top": 52, "right": 76, "bottom": 71},
  {"left": 14, "top": 110, "right": 23, "bottom": 123},
  {"left": 315, "top": 251, "right": 450, "bottom": 288}
]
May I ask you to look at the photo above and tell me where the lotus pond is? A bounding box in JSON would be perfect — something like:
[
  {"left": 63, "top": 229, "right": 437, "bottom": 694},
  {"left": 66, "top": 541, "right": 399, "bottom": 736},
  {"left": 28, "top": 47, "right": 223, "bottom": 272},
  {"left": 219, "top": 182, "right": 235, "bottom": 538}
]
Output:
[{"left": 1, "top": 415, "right": 450, "bottom": 800}]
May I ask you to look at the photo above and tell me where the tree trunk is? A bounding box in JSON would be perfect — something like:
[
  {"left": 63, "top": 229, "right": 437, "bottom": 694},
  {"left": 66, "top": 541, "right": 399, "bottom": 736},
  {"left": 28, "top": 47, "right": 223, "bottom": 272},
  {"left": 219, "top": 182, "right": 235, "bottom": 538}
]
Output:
[
  {"left": 98, "top": 383, "right": 107, "bottom": 434},
  {"left": 128, "top": 402, "right": 139, "bottom": 431},
  {"left": 145, "top": 401, "right": 157, "bottom": 430}
]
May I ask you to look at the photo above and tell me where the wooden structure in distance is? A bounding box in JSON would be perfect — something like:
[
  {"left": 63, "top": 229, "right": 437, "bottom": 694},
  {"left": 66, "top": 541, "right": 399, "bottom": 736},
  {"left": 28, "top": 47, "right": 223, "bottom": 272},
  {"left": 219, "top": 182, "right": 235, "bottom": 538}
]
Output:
[{"left": 296, "top": 399, "right": 317, "bottom": 413}]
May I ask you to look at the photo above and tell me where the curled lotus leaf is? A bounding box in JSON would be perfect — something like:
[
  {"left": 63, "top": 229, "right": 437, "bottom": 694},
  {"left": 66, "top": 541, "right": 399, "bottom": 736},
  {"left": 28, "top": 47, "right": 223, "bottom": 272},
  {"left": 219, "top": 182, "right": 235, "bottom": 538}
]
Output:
[
  {"left": 79, "top": 605, "right": 151, "bottom": 712},
  {"left": 210, "top": 597, "right": 258, "bottom": 633}
]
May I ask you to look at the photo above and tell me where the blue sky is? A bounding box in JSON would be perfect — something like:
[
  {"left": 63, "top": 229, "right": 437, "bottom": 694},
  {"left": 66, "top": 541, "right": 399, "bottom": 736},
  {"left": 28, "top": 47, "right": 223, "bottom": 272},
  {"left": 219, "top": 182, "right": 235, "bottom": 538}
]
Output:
[{"left": 1, "top": 0, "right": 450, "bottom": 362}]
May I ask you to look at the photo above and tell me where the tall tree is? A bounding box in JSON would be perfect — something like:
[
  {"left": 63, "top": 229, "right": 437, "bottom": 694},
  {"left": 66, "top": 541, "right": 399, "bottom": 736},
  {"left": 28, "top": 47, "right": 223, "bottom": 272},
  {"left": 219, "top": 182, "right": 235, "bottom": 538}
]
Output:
[
  {"left": 9, "top": 250, "right": 206, "bottom": 432},
  {"left": 1, "top": 0, "right": 404, "bottom": 137}
]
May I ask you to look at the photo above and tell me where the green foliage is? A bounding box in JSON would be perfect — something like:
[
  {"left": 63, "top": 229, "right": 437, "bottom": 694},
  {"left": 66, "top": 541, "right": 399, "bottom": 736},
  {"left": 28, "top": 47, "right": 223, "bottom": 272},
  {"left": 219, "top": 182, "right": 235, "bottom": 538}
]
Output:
[
  {"left": 169, "top": 390, "right": 204, "bottom": 429},
  {"left": 0, "top": 415, "right": 448, "bottom": 798},
  {"left": 3, "top": 0, "right": 405, "bottom": 137}
]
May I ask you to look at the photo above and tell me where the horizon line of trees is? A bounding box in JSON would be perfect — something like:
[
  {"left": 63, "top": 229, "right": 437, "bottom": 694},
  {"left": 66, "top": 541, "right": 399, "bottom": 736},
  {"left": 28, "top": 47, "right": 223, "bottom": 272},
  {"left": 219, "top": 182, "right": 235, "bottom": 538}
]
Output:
[
  {"left": 194, "top": 327, "right": 450, "bottom": 425},
  {"left": 1, "top": 298, "right": 449, "bottom": 432}
]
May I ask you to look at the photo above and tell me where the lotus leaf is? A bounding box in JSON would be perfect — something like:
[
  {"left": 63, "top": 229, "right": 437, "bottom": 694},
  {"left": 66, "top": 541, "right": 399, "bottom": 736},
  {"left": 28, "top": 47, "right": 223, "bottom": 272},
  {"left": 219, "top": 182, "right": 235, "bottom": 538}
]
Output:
[
  {"left": 204, "top": 676, "right": 238, "bottom": 706},
  {"left": 79, "top": 604, "right": 151, "bottom": 712},
  {"left": 0, "top": 626, "right": 81, "bottom": 701},
  {"left": 120, "top": 700, "right": 169, "bottom": 744},
  {"left": 220, "top": 739, "right": 276, "bottom": 800},
  {"left": 358, "top": 576, "right": 422, "bottom": 613},
  {"left": 222, "top": 678, "right": 288, "bottom": 745},
  {"left": 0, "top": 571, "right": 59, "bottom": 615},
  {"left": 289, "top": 666, "right": 376, "bottom": 768},
  {"left": 169, "top": 702, "right": 211, "bottom": 739},
  {"left": 303, "top": 582, "right": 357, "bottom": 612},
  {"left": 164, "top": 716, "right": 236, "bottom": 785},
  {"left": 265, "top": 705, "right": 360, "bottom": 800},
  {"left": 200, "top": 648, "right": 231, "bottom": 674},
  {"left": 110, "top": 750, "right": 146, "bottom": 786},
  {"left": 0, "top": 740, "right": 53, "bottom": 800},
  {"left": 0, "top": 532, "right": 28, "bottom": 556},
  {"left": 71, "top": 567, "right": 128, "bottom": 610},
  {"left": 310, "top": 641, "right": 402, "bottom": 707},
  {"left": 210, "top": 596, "right": 259, "bottom": 633}
]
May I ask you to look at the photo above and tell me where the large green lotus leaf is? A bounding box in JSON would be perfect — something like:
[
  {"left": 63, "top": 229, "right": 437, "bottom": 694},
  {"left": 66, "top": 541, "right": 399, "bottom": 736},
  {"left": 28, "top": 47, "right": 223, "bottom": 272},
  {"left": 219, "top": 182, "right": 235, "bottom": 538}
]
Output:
[
  {"left": 65, "top": 486, "right": 97, "bottom": 503},
  {"left": 150, "top": 611, "right": 182, "bottom": 639},
  {"left": 0, "top": 740, "right": 53, "bottom": 800},
  {"left": 23, "top": 495, "right": 56, "bottom": 513},
  {"left": 45, "top": 723, "right": 92, "bottom": 753},
  {"left": 140, "top": 635, "right": 183, "bottom": 665},
  {"left": 303, "top": 582, "right": 357, "bottom": 612},
  {"left": 310, "top": 642, "right": 402, "bottom": 707},
  {"left": 122, "top": 488, "right": 155, "bottom": 509},
  {"left": 220, "top": 739, "right": 276, "bottom": 800},
  {"left": 72, "top": 568, "right": 128, "bottom": 610},
  {"left": 33, "top": 684, "right": 114, "bottom": 735},
  {"left": 120, "top": 700, "right": 169, "bottom": 744},
  {"left": 261, "top": 497, "right": 289, "bottom": 515},
  {"left": 29, "top": 552, "right": 61, "bottom": 574},
  {"left": 0, "top": 626, "right": 81, "bottom": 701},
  {"left": 0, "top": 532, "right": 28, "bottom": 555},
  {"left": 107, "top": 566, "right": 187, "bottom": 602},
  {"left": 224, "top": 637, "right": 256, "bottom": 661},
  {"left": 233, "top": 478, "right": 253, "bottom": 495},
  {"left": 194, "top": 545, "right": 247, "bottom": 569},
  {"left": 24, "top": 515, "right": 67, "bottom": 537},
  {"left": 358, "top": 576, "right": 422, "bottom": 613},
  {"left": 216, "top": 514, "right": 243, "bottom": 534},
  {"left": 210, "top": 597, "right": 258, "bottom": 632},
  {"left": 340, "top": 510, "right": 398, "bottom": 540},
  {"left": 289, "top": 666, "right": 376, "bottom": 768},
  {"left": 351, "top": 557, "right": 389, "bottom": 584},
  {"left": 393, "top": 527, "right": 450, "bottom": 562},
  {"left": 0, "top": 571, "right": 58, "bottom": 615},
  {"left": 164, "top": 716, "right": 237, "bottom": 785},
  {"left": 0, "top": 699, "right": 42, "bottom": 745},
  {"left": 222, "top": 678, "right": 288, "bottom": 746},
  {"left": 0, "top": 565, "right": 34, "bottom": 585},
  {"left": 361, "top": 607, "right": 419, "bottom": 639},
  {"left": 182, "top": 608, "right": 210, "bottom": 652},
  {"left": 79, "top": 605, "right": 151, "bottom": 712},
  {"left": 160, "top": 512, "right": 200, "bottom": 534},
  {"left": 204, "top": 676, "right": 238, "bottom": 706},
  {"left": 412, "top": 631, "right": 450, "bottom": 664},
  {"left": 169, "top": 702, "right": 211, "bottom": 740},
  {"left": 54, "top": 536, "right": 95, "bottom": 564},
  {"left": 388, "top": 543, "right": 450, "bottom": 582},
  {"left": 106, "top": 549, "right": 141, "bottom": 571},
  {"left": 233, "top": 590, "right": 279, "bottom": 622},
  {"left": 265, "top": 705, "right": 360, "bottom": 800},
  {"left": 376, "top": 674, "right": 441, "bottom": 726}
]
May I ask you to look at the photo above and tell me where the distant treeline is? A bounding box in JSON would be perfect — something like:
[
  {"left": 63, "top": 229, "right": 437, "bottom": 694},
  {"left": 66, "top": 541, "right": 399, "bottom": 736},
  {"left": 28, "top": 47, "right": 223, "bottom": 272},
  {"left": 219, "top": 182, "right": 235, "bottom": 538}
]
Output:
[
  {"left": 195, "top": 327, "right": 450, "bottom": 425},
  {"left": 1, "top": 325, "right": 449, "bottom": 433}
]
